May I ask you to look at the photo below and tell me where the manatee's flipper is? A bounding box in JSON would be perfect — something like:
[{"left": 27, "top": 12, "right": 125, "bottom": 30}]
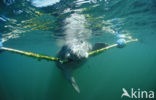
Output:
[
  {"left": 92, "top": 43, "right": 109, "bottom": 51},
  {"left": 64, "top": 71, "right": 80, "bottom": 93},
  {"left": 70, "top": 76, "right": 80, "bottom": 93}
]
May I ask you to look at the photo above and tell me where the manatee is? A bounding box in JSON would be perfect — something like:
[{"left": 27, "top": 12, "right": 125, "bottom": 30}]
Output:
[{"left": 56, "top": 40, "right": 108, "bottom": 93}]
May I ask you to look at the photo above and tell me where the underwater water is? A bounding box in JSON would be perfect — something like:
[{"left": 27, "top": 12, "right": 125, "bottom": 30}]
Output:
[{"left": 0, "top": 0, "right": 156, "bottom": 100}]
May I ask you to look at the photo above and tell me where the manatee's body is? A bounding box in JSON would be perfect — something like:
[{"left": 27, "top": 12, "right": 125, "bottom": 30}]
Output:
[
  {"left": 56, "top": 40, "right": 108, "bottom": 93},
  {"left": 56, "top": 40, "right": 91, "bottom": 93}
]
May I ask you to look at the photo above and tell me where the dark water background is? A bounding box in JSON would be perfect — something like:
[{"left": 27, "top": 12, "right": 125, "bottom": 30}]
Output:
[{"left": 0, "top": 0, "right": 156, "bottom": 100}]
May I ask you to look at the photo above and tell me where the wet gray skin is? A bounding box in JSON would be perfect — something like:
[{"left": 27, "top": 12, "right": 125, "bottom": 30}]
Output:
[{"left": 56, "top": 40, "right": 108, "bottom": 93}]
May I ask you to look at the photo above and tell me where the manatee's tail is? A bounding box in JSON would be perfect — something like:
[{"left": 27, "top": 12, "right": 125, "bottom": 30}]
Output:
[{"left": 64, "top": 71, "right": 80, "bottom": 93}]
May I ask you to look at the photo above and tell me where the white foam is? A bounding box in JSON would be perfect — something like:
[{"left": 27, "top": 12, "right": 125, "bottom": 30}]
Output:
[
  {"left": 64, "top": 13, "right": 91, "bottom": 40},
  {"left": 75, "top": 0, "right": 91, "bottom": 6},
  {"left": 62, "top": 13, "right": 92, "bottom": 59},
  {"left": 30, "top": 0, "right": 60, "bottom": 7}
]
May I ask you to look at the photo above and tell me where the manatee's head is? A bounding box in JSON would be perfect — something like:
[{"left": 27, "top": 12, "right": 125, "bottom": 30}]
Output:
[{"left": 58, "top": 39, "right": 92, "bottom": 61}]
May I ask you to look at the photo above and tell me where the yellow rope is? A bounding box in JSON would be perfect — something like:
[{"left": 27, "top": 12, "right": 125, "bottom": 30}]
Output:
[
  {"left": 88, "top": 39, "right": 138, "bottom": 56},
  {"left": 1, "top": 39, "right": 138, "bottom": 63},
  {"left": 1, "top": 47, "right": 67, "bottom": 63}
]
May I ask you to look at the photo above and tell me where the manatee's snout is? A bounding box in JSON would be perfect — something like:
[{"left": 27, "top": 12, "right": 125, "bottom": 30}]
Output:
[
  {"left": 58, "top": 39, "right": 92, "bottom": 61},
  {"left": 65, "top": 46, "right": 89, "bottom": 60},
  {"left": 66, "top": 40, "right": 91, "bottom": 60}
]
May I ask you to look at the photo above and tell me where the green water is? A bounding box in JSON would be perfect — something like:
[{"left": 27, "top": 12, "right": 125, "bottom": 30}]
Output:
[{"left": 0, "top": 0, "right": 156, "bottom": 100}]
